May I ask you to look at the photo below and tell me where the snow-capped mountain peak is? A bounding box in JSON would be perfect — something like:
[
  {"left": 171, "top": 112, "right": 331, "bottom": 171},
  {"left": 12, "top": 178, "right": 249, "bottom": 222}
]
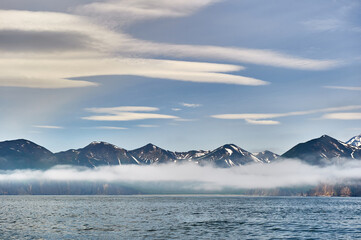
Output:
[
  {"left": 196, "top": 144, "right": 263, "bottom": 167},
  {"left": 254, "top": 150, "right": 279, "bottom": 163},
  {"left": 346, "top": 134, "right": 361, "bottom": 147}
]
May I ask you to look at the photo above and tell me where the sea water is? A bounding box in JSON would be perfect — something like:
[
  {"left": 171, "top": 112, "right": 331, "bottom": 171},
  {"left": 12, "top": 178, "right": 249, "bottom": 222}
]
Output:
[{"left": 0, "top": 196, "right": 360, "bottom": 239}]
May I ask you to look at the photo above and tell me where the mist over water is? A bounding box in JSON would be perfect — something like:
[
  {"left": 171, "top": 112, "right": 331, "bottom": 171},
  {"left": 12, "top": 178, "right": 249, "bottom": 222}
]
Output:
[{"left": 1, "top": 159, "right": 361, "bottom": 192}]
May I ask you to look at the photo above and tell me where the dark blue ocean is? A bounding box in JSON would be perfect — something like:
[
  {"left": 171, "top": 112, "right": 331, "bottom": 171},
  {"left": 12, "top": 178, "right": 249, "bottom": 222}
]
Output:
[{"left": 0, "top": 196, "right": 360, "bottom": 239}]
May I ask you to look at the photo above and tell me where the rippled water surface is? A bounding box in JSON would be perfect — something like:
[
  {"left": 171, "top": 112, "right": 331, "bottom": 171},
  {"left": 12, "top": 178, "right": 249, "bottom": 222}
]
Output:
[{"left": 0, "top": 196, "right": 360, "bottom": 239}]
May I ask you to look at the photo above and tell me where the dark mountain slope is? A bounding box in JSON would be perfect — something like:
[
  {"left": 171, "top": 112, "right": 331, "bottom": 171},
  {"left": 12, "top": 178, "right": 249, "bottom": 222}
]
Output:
[
  {"left": 129, "top": 143, "right": 177, "bottom": 164},
  {"left": 282, "top": 135, "right": 361, "bottom": 165},
  {"left": 196, "top": 144, "right": 262, "bottom": 167},
  {"left": 254, "top": 150, "right": 279, "bottom": 163},
  {"left": 55, "top": 141, "right": 139, "bottom": 167},
  {"left": 0, "top": 139, "right": 56, "bottom": 169}
]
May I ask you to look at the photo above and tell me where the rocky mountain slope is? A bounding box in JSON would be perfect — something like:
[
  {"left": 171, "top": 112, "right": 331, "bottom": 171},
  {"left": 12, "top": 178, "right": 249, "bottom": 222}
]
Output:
[
  {"left": 55, "top": 141, "right": 139, "bottom": 167},
  {"left": 0, "top": 134, "right": 360, "bottom": 170},
  {"left": 254, "top": 150, "right": 279, "bottom": 163},
  {"left": 195, "top": 144, "right": 263, "bottom": 167},
  {"left": 282, "top": 135, "right": 361, "bottom": 165},
  {"left": 0, "top": 139, "right": 56, "bottom": 169},
  {"left": 346, "top": 134, "right": 361, "bottom": 147}
]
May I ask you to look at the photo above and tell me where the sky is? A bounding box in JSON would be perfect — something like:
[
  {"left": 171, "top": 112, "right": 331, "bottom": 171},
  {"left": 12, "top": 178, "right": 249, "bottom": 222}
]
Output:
[{"left": 0, "top": 0, "right": 360, "bottom": 154}]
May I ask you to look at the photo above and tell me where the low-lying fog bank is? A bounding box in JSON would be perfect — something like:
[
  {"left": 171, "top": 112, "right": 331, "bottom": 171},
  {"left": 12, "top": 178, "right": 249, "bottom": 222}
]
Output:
[{"left": 0, "top": 159, "right": 360, "bottom": 196}]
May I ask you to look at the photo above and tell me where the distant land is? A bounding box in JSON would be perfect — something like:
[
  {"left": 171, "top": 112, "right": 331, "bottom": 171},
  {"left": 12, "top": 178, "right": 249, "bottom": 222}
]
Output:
[
  {"left": 0, "top": 134, "right": 360, "bottom": 169},
  {"left": 0, "top": 134, "right": 360, "bottom": 196}
]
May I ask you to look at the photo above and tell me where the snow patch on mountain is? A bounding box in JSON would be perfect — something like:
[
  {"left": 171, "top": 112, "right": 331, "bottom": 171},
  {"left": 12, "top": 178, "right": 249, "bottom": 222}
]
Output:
[{"left": 347, "top": 134, "right": 361, "bottom": 147}]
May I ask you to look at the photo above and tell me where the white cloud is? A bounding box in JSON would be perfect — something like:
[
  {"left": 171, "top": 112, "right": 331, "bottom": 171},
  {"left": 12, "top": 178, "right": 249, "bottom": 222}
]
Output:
[
  {"left": 214, "top": 113, "right": 283, "bottom": 120},
  {"left": 84, "top": 113, "right": 177, "bottom": 121},
  {"left": 245, "top": 119, "right": 280, "bottom": 125},
  {"left": 86, "top": 106, "right": 159, "bottom": 114},
  {"left": 0, "top": 57, "right": 267, "bottom": 88},
  {"left": 94, "top": 126, "right": 128, "bottom": 130},
  {"left": 181, "top": 103, "right": 202, "bottom": 108},
  {"left": 76, "top": 0, "right": 220, "bottom": 24},
  {"left": 137, "top": 124, "right": 159, "bottom": 128},
  {"left": 33, "top": 125, "right": 63, "bottom": 129},
  {"left": 324, "top": 86, "right": 361, "bottom": 91},
  {"left": 171, "top": 108, "right": 182, "bottom": 111},
  {"left": 173, "top": 118, "right": 197, "bottom": 122},
  {"left": 123, "top": 41, "right": 340, "bottom": 70},
  {"left": 75, "top": 1, "right": 341, "bottom": 71},
  {"left": 322, "top": 112, "right": 361, "bottom": 120},
  {"left": 0, "top": 76, "right": 98, "bottom": 89},
  {"left": 0, "top": 10, "right": 268, "bottom": 88},
  {"left": 83, "top": 106, "right": 178, "bottom": 121},
  {"left": 1, "top": 160, "right": 361, "bottom": 190},
  {"left": 212, "top": 105, "right": 361, "bottom": 124},
  {"left": 0, "top": 8, "right": 342, "bottom": 89}
]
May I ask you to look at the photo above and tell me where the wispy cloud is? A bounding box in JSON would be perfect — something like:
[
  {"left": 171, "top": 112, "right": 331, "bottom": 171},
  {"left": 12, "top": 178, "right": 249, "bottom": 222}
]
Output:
[
  {"left": 173, "top": 118, "right": 197, "bottom": 122},
  {"left": 33, "top": 125, "right": 63, "bottom": 129},
  {"left": 76, "top": 0, "right": 220, "bottom": 24},
  {"left": 303, "top": 18, "right": 361, "bottom": 33},
  {"left": 123, "top": 41, "right": 340, "bottom": 70},
  {"left": 94, "top": 126, "right": 128, "bottom": 130},
  {"left": 181, "top": 103, "right": 202, "bottom": 108},
  {"left": 302, "top": 18, "right": 344, "bottom": 32},
  {"left": 85, "top": 106, "right": 159, "bottom": 114},
  {"left": 172, "top": 108, "right": 182, "bottom": 111},
  {"left": 0, "top": 58, "right": 268, "bottom": 88},
  {"left": 76, "top": 1, "right": 340, "bottom": 70},
  {"left": 0, "top": 7, "right": 342, "bottom": 89},
  {"left": 245, "top": 119, "right": 280, "bottom": 125},
  {"left": 137, "top": 124, "right": 159, "bottom": 128},
  {"left": 83, "top": 106, "right": 178, "bottom": 121},
  {"left": 324, "top": 86, "right": 361, "bottom": 91},
  {"left": 322, "top": 112, "right": 361, "bottom": 120},
  {"left": 0, "top": 10, "right": 269, "bottom": 88},
  {"left": 212, "top": 105, "right": 361, "bottom": 124}
]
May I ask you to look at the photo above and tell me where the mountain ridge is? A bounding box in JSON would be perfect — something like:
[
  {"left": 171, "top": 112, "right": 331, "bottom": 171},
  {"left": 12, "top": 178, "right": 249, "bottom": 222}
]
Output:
[
  {"left": 347, "top": 134, "right": 361, "bottom": 147},
  {"left": 281, "top": 135, "right": 361, "bottom": 165},
  {"left": 0, "top": 134, "right": 360, "bottom": 169}
]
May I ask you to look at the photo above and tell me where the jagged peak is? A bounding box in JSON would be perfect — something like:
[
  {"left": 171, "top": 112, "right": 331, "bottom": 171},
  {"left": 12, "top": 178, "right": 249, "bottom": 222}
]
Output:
[
  {"left": 86, "top": 141, "right": 124, "bottom": 150},
  {"left": 145, "top": 143, "right": 157, "bottom": 147},
  {"left": 346, "top": 134, "right": 361, "bottom": 147},
  {"left": 218, "top": 144, "right": 241, "bottom": 151},
  {"left": 140, "top": 143, "right": 162, "bottom": 150},
  {"left": 312, "top": 135, "right": 339, "bottom": 143},
  {"left": 255, "top": 150, "right": 278, "bottom": 155},
  {"left": 90, "top": 141, "right": 108, "bottom": 145},
  {"left": 210, "top": 144, "right": 250, "bottom": 156}
]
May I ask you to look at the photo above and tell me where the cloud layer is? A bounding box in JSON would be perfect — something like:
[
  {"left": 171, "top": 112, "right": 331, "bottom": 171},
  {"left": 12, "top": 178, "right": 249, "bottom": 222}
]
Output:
[
  {"left": 0, "top": 6, "right": 341, "bottom": 89},
  {"left": 181, "top": 103, "right": 202, "bottom": 108},
  {"left": 76, "top": 0, "right": 220, "bottom": 23},
  {"left": 1, "top": 160, "right": 361, "bottom": 191},
  {"left": 324, "top": 86, "right": 361, "bottom": 91},
  {"left": 322, "top": 112, "right": 361, "bottom": 120},
  {"left": 212, "top": 105, "right": 361, "bottom": 125},
  {"left": 83, "top": 106, "right": 178, "bottom": 121},
  {"left": 33, "top": 125, "right": 64, "bottom": 129}
]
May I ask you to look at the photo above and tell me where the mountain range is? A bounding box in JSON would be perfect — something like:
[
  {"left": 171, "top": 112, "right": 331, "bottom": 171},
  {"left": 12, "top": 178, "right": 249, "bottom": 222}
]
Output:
[
  {"left": 0, "top": 134, "right": 360, "bottom": 170},
  {"left": 281, "top": 135, "right": 361, "bottom": 165}
]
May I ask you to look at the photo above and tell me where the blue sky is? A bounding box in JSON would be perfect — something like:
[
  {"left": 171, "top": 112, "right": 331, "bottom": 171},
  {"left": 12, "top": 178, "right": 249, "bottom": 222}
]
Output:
[{"left": 0, "top": 0, "right": 360, "bottom": 154}]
